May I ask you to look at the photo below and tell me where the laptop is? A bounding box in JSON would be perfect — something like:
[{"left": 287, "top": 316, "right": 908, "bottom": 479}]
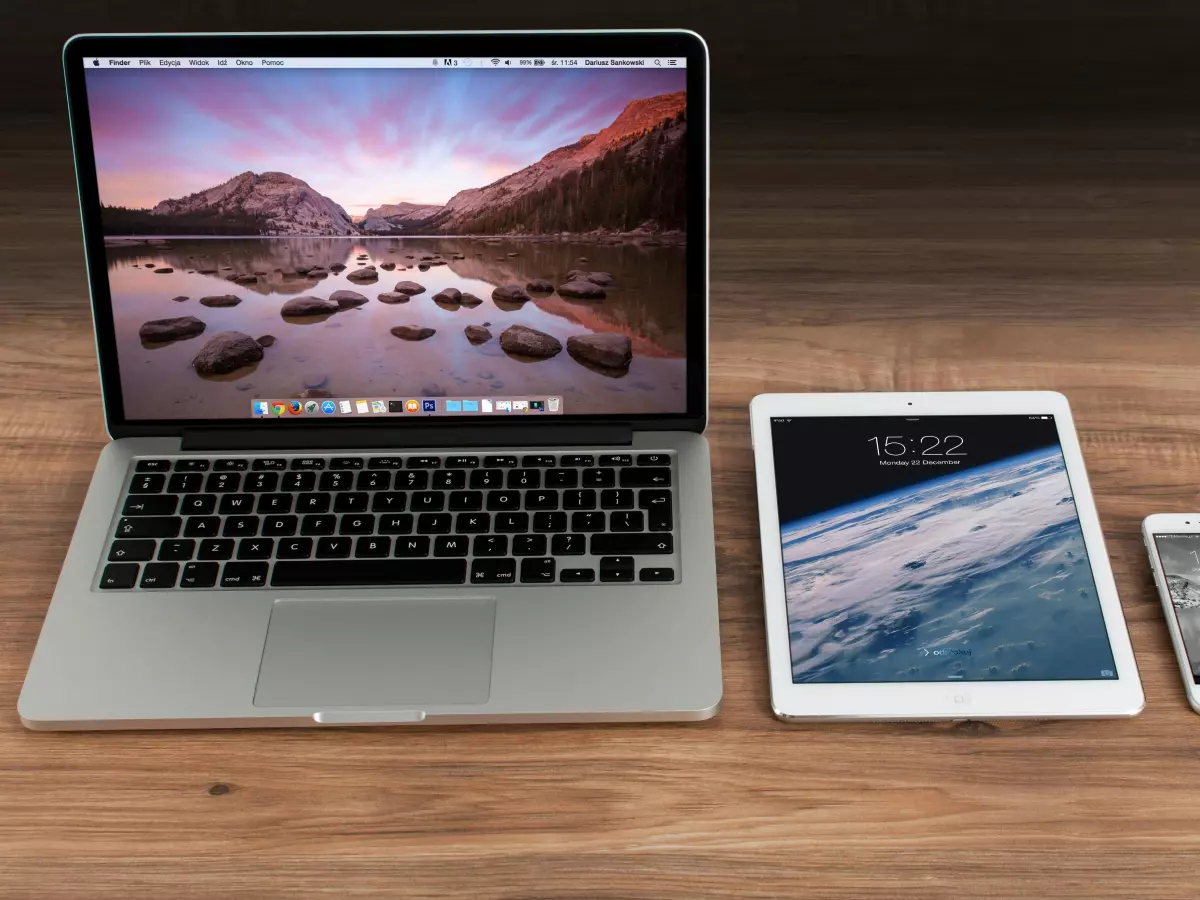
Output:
[{"left": 19, "top": 30, "right": 721, "bottom": 729}]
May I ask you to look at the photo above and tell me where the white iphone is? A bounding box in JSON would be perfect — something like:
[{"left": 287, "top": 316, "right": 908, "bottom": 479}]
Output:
[{"left": 1142, "top": 514, "right": 1200, "bottom": 713}]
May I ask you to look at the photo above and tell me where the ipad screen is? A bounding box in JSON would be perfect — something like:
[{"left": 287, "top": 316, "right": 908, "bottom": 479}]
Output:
[{"left": 770, "top": 414, "right": 1118, "bottom": 683}]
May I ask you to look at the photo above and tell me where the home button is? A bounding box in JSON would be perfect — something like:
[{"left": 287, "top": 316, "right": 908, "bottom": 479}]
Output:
[{"left": 951, "top": 693, "right": 971, "bottom": 705}]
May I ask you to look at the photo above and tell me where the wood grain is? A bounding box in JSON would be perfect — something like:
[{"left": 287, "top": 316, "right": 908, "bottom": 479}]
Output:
[{"left": 5, "top": 112, "right": 1200, "bottom": 899}]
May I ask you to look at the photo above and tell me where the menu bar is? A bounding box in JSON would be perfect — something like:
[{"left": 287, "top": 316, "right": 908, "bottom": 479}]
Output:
[{"left": 88, "top": 57, "right": 686, "bottom": 70}]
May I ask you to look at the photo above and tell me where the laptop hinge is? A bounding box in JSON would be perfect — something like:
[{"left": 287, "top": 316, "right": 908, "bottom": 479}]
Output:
[{"left": 180, "top": 424, "right": 635, "bottom": 452}]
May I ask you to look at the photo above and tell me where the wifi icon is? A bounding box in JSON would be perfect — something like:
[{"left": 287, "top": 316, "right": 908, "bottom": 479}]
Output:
[{"left": 491, "top": 58, "right": 500, "bottom": 66}]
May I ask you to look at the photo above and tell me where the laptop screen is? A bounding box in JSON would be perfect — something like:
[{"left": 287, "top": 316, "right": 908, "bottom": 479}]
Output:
[{"left": 80, "top": 55, "right": 689, "bottom": 422}]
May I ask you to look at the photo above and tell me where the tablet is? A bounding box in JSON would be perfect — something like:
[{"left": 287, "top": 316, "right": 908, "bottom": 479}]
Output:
[{"left": 749, "top": 391, "right": 1144, "bottom": 721}]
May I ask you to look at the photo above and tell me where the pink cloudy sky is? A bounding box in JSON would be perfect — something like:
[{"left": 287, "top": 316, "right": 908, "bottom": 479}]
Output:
[{"left": 85, "top": 66, "right": 686, "bottom": 216}]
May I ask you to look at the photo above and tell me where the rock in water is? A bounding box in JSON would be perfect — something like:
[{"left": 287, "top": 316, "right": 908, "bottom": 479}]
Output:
[
  {"left": 380, "top": 261, "right": 396, "bottom": 270},
  {"left": 298, "top": 388, "right": 333, "bottom": 399},
  {"left": 199, "top": 294, "right": 241, "bottom": 307},
  {"left": 391, "top": 325, "right": 436, "bottom": 341},
  {"left": 139, "top": 316, "right": 206, "bottom": 342},
  {"left": 330, "top": 289, "right": 368, "bottom": 309},
  {"left": 526, "top": 278, "right": 554, "bottom": 292},
  {"left": 329, "top": 263, "right": 347, "bottom": 272},
  {"left": 433, "top": 287, "right": 462, "bottom": 304},
  {"left": 153, "top": 267, "right": 174, "bottom": 274},
  {"left": 281, "top": 295, "right": 338, "bottom": 316},
  {"left": 171, "top": 295, "right": 189, "bottom": 302},
  {"left": 459, "top": 293, "right": 483, "bottom": 307},
  {"left": 566, "top": 269, "right": 615, "bottom": 286},
  {"left": 557, "top": 279, "right": 606, "bottom": 299},
  {"left": 256, "top": 334, "right": 276, "bottom": 347},
  {"left": 499, "top": 324, "right": 562, "bottom": 359},
  {"left": 492, "top": 284, "right": 531, "bottom": 303},
  {"left": 393, "top": 281, "right": 426, "bottom": 295},
  {"left": 567, "top": 333, "right": 632, "bottom": 369},
  {"left": 377, "top": 291, "right": 411, "bottom": 304},
  {"left": 233, "top": 273, "right": 259, "bottom": 284},
  {"left": 346, "top": 268, "right": 379, "bottom": 283},
  {"left": 464, "top": 324, "right": 492, "bottom": 344},
  {"left": 191, "top": 331, "right": 263, "bottom": 375}
]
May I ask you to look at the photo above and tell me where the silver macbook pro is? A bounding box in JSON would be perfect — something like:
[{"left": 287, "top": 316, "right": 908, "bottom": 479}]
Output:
[{"left": 19, "top": 30, "right": 721, "bottom": 729}]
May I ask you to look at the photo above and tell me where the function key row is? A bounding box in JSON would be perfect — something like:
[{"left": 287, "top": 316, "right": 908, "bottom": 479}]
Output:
[{"left": 135, "top": 453, "right": 670, "bottom": 474}]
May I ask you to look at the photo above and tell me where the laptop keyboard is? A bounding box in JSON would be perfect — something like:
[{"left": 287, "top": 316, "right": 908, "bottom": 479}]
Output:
[{"left": 100, "top": 452, "right": 678, "bottom": 590}]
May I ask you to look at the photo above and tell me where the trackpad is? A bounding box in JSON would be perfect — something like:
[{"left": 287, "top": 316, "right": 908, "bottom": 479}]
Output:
[{"left": 253, "top": 597, "right": 495, "bottom": 708}]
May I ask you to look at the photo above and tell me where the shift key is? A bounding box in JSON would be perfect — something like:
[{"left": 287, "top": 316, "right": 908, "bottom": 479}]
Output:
[
  {"left": 590, "top": 533, "right": 673, "bottom": 555},
  {"left": 115, "top": 516, "right": 181, "bottom": 538}
]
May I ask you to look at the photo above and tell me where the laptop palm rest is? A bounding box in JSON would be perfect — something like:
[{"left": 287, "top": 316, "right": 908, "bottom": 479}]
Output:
[{"left": 253, "top": 597, "right": 496, "bottom": 708}]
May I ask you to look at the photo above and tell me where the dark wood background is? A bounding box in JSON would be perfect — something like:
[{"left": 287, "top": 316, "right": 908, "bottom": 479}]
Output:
[{"left": 5, "top": 2, "right": 1200, "bottom": 898}]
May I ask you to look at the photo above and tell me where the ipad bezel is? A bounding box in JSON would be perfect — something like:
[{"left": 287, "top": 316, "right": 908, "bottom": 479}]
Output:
[{"left": 750, "top": 391, "right": 1144, "bottom": 721}]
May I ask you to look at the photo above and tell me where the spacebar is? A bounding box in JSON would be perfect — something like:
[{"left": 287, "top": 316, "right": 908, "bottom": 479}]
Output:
[{"left": 271, "top": 559, "right": 467, "bottom": 587}]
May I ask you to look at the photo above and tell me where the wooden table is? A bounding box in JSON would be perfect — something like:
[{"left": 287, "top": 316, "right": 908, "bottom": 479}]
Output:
[{"left": 3, "top": 113, "right": 1200, "bottom": 899}]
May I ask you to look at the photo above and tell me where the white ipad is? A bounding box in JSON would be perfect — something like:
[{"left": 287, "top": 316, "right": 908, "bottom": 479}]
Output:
[{"left": 749, "top": 391, "right": 1144, "bottom": 721}]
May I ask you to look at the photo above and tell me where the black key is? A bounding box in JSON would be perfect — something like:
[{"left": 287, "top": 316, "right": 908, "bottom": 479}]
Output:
[
  {"left": 411, "top": 491, "right": 445, "bottom": 512},
  {"left": 340, "top": 514, "right": 376, "bottom": 535},
  {"left": 435, "top": 535, "right": 470, "bottom": 557},
  {"left": 563, "top": 489, "right": 596, "bottom": 510},
  {"left": 319, "top": 471, "right": 355, "bottom": 491},
  {"left": 100, "top": 562, "right": 140, "bottom": 589},
  {"left": 115, "top": 516, "right": 181, "bottom": 538},
  {"left": 522, "top": 454, "right": 556, "bottom": 467},
  {"left": 639, "top": 489, "right": 672, "bottom": 509},
  {"left": 301, "top": 514, "right": 337, "bottom": 535},
  {"left": 130, "top": 474, "right": 165, "bottom": 494},
  {"left": 136, "top": 459, "right": 171, "bottom": 472},
  {"left": 456, "top": 512, "right": 490, "bottom": 533},
  {"left": 218, "top": 493, "right": 254, "bottom": 514},
  {"left": 600, "top": 454, "right": 632, "bottom": 466},
  {"left": 520, "top": 557, "right": 556, "bottom": 583},
  {"left": 599, "top": 556, "right": 635, "bottom": 582},
  {"left": 545, "top": 469, "right": 578, "bottom": 488},
  {"left": 140, "top": 562, "right": 179, "bottom": 589},
  {"left": 257, "top": 493, "right": 293, "bottom": 514},
  {"left": 636, "top": 453, "right": 669, "bottom": 466},
  {"left": 355, "top": 536, "right": 391, "bottom": 558},
  {"left": 333, "top": 492, "right": 369, "bottom": 513},
  {"left": 610, "top": 511, "right": 644, "bottom": 532},
  {"left": 394, "top": 535, "right": 431, "bottom": 557},
  {"left": 180, "top": 561, "right": 219, "bottom": 588},
  {"left": 198, "top": 538, "right": 235, "bottom": 560},
  {"left": 290, "top": 457, "right": 326, "bottom": 470},
  {"left": 507, "top": 468, "right": 540, "bottom": 488},
  {"left": 252, "top": 458, "right": 287, "bottom": 470},
  {"left": 484, "top": 455, "right": 517, "bottom": 468},
  {"left": 601, "top": 489, "right": 634, "bottom": 509},
  {"left": 571, "top": 512, "right": 605, "bottom": 532},
  {"left": 551, "top": 533, "right": 586, "bottom": 555},
  {"left": 487, "top": 491, "right": 520, "bottom": 511},
  {"left": 237, "top": 537, "right": 274, "bottom": 560},
  {"left": 316, "top": 536, "right": 353, "bottom": 558},
  {"left": 560, "top": 454, "right": 594, "bottom": 467},
  {"left": 561, "top": 568, "right": 596, "bottom": 583},
  {"left": 395, "top": 470, "right": 429, "bottom": 490},
  {"left": 371, "top": 492, "right": 406, "bottom": 512},
  {"left": 495, "top": 512, "right": 530, "bottom": 533},
  {"left": 621, "top": 467, "right": 671, "bottom": 487},
  {"left": 449, "top": 490, "right": 483, "bottom": 511},
  {"left": 283, "top": 471, "right": 316, "bottom": 492},
  {"left": 470, "top": 469, "right": 503, "bottom": 489},
  {"left": 174, "top": 458, "right": 211, "bottom": 472},
  {"left": 582, "top": 468, "right": 616, "bottom": 487},
  {"left": 183, "top": 516, "right": 220, "bottom": 537},
  {"left": 214, "top": 458, "right": 249, "bottom": 471},
  {"left": 368, "top": 456, "right": 405, "bottom": 470},
  {"left": 177, "top": 494, "right": 215, "bottom": 516},
  {"left": 591, "top": 533, "right": 673, "bottom": 555},
  {"left": 157, "top": 539, "right": 196, "bottom": 561},
  {"left": 473, "top": 535, "right": 508, "bottom": 557},
  {"left": 640, "top": 567, "right": 675, "bottom": 582},
  {"left": 221, "top": 561, "right": 268, "bottom": 588},
  {"left": 524, "top": 490, "right": 558, "bottom": 510},
  {"left": 407, "top": 456, "right": 441, "bottom": 469},
  {"left": 470, "top": 557, "right": 516, "bottom": 584},
  {"left": 513, "top": 534, "right": 547, "bottom": 555},
  {"left": 297, "top": 492, "right": 332, "bottom": 513},
  {"left": 357, "top": 470, "right": 390, "bottom": 491},
  {"left": 205, "top": 471, "right": 241, "bottom": 493},
  {"left": 446, "top": 455, "right": 480, "bottom": 468},
  {"left": 167, "top": 472, "right": 203, "bottom": 494},
  {"left": 122, "top": 494, "right": 178, "bottom": 516},
  {"left": 648, "top": 504, "right": 672, "bottom": 532},
  {"left": 222, "top": 516, "right": 259, "bottom": 537},
  {"left": 433, "top": 469, "right": 466, "bottom": 489},
  {"left": 263, "top": 515, "right": 298, "bottom": 536},
  {"left": 379, "top": 513, "right": 414, "bottom": 535},
  {"left": 277, "top": 537, "right": 313, "bottom": 559},
  {"left": 244, "top": 471, "right": 279, "bottom": 492},
  {"left": 417, "top": 513, "right": 452, "bottom": 534},
  {"left": 330, "top": 457, "right": 364, "bottom": 470},
  {"left": 272, "top": 558, "right": 466, "bottom": 587},
  {"left": 108, "top": 539, "right": 155, "bottom": 562},
  {"left": 533, "top": 511, "right": 566, "bottom": 533}
]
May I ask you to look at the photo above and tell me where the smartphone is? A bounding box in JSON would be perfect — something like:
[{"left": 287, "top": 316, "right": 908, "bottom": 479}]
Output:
[{"left": 1142, "top": 514, "right": 1200, "bottom": 713}]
